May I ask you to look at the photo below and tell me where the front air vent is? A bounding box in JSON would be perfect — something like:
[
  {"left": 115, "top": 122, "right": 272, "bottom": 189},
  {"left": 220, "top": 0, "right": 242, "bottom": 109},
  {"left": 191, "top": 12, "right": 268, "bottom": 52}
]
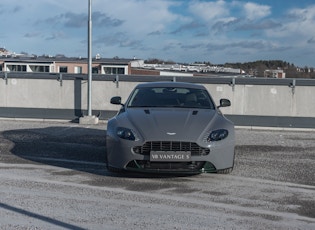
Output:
[{"left": 133, "top": 141, "right": 210, "bottom": 156}]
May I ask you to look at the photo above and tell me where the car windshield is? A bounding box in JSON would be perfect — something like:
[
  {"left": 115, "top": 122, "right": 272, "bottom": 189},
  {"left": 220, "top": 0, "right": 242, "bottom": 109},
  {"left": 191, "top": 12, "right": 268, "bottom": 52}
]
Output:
[{"left": 127, "top": 87, "right": 215, "bottom": 109}]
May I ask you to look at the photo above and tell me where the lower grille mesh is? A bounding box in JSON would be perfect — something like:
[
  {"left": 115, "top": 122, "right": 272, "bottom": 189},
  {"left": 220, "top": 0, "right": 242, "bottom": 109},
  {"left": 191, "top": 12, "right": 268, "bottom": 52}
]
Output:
[
  {"left": 133, "top": 141, "right": 210, "bottom": 156},
  {"left": 127, "top": 160, "right": 206, "bottom": 172}
]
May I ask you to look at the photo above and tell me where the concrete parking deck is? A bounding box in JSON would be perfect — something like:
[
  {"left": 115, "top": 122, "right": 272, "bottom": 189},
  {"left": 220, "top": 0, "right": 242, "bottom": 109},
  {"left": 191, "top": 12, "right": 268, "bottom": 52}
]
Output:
[{"left": 0, "top": 120, "right": 314, "bottom": 229}]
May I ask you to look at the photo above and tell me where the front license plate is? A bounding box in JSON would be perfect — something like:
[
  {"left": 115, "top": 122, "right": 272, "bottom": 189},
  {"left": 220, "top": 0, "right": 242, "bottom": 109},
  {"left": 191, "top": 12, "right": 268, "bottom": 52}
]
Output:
[{"left": 150, "top": 151, "right": 191, "bottom": 162}]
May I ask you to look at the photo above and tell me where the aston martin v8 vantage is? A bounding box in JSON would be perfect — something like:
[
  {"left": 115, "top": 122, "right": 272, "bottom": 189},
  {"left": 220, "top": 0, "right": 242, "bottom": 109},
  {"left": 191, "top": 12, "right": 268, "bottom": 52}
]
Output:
[{"left": 106, "top": 82, "right": 235, "bottom": 174}]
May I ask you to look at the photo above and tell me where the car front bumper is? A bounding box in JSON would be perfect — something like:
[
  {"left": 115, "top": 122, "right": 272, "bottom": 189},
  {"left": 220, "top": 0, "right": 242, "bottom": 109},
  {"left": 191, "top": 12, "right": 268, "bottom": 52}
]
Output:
[{"left": 106, "top": 134, "right": 235, "bottom": 173}]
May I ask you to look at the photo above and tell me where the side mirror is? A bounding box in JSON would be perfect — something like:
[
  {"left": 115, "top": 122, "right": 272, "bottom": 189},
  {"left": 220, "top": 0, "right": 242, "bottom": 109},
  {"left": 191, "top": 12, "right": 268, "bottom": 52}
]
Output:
[
  {"left": 110, "top": 96, "right": 122, "bottom": 105},
  {"left": 218, "top": 99, "right": 231, "bottom": 108}
]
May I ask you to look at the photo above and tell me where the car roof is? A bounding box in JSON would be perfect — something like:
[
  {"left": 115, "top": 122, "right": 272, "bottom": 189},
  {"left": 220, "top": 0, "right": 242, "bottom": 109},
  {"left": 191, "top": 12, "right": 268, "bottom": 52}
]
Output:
[{"left": 135, "top": 81, "right": 206, "bottom": 89}]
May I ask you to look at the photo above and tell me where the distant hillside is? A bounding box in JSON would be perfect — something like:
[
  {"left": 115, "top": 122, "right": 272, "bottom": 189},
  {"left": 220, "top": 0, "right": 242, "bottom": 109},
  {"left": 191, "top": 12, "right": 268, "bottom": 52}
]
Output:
[
  {"left": 223, "top": 60, "right": 315, "bottom": 78},
  {"left": 145, "top": 59, "right": 315, "bottom": 78}
]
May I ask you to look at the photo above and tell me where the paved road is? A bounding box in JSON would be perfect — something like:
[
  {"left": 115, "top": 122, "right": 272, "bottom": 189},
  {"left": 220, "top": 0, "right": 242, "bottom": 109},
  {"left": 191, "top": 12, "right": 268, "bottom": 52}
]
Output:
[{"left": 0, "top": 120, "right": 314, "bottom": 230}]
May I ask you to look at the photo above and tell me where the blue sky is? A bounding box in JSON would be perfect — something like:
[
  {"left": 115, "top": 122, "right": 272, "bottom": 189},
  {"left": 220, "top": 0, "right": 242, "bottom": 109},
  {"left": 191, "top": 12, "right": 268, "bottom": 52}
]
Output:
[{"left": 1, "top": 0, "right": 315, "bottom": 67}]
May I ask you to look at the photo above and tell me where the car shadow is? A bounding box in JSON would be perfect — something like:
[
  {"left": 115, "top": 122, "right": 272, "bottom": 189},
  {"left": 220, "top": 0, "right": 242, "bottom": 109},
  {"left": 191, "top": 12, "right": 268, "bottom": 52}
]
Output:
[
  {"left": 1, "top": 125, "right": 195, "bottom": 179},
  {"left": 2, "top": 126, "right": 108, "bottom": 176}
]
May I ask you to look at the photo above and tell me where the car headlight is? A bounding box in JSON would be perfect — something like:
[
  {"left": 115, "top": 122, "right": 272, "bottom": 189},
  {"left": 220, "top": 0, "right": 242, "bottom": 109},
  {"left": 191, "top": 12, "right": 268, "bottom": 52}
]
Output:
[
  {"left": 116, "top": 127, "right": 138, "bottom": 141},
  {"left": 207, "top": 129, "right": 228, "bottom": 142}
]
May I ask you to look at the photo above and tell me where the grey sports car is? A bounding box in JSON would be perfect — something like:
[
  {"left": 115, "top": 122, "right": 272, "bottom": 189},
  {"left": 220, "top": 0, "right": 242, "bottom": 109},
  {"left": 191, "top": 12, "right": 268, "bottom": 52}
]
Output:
[{"left": 106, "top": 81, "right": 235, "bottom": 174}]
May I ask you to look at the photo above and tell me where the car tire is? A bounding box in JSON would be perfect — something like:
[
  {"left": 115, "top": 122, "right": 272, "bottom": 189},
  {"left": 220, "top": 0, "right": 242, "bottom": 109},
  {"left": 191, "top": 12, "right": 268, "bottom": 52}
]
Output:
[{"left": 216, "top": 167, "right": 233, "bottom": 174}]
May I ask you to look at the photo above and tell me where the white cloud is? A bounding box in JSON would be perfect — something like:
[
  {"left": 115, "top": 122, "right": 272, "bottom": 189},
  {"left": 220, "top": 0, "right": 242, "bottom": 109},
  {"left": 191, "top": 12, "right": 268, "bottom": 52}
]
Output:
[
  {"left": 93, "top": 0, "right": 180, "bottom": 36},
  {"left": 1, "top": 0, "right": 315, "bottom": 67},
  {"left": 243, "top": 2, "right": 271, "bottom": 20},
  {"left": 265, "top": 5, "right": 315, "bottom": 45},
  {"left": 286, "top": 5, "right": 315, "bottom": 35},
  {"left": 189, "top": 0, "right": 229, "bottom": 21}
]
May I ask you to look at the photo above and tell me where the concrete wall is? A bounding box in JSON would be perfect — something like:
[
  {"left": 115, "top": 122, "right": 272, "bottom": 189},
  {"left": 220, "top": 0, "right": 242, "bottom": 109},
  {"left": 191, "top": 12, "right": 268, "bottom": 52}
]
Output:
[
  {"left": 102, "top": 80, "right": 315, "bottom": 118},
  {"left": 1, "top": 73, "right": 315, "bottom": 128},
  {"left": 203, "top": 84, "right": 315, "bottom": 117}
]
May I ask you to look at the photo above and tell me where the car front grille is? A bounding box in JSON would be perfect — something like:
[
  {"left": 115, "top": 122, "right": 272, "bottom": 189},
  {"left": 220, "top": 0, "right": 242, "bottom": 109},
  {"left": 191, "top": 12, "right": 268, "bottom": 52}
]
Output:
[{"left": 133, "top": 141, "right": 210, "bottom": 156}]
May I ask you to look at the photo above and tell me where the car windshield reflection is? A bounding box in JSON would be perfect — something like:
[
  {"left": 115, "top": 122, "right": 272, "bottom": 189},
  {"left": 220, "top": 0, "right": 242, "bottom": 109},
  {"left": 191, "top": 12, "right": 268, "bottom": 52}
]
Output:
[{"left": 127, "top": 87, "right": 215, "bottom": 109}]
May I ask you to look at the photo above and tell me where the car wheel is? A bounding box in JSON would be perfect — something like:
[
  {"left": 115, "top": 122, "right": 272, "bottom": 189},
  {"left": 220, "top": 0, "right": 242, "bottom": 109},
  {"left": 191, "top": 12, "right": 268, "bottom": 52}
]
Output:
[{"left": 216, "top": 167, "right": 233, "bottom": 174}]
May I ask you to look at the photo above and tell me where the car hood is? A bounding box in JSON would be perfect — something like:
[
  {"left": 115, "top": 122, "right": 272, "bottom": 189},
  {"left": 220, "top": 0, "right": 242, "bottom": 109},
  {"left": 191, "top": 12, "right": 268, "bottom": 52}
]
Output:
[{"left": 124, "top": 108, "right": 218, "bottom": 141}]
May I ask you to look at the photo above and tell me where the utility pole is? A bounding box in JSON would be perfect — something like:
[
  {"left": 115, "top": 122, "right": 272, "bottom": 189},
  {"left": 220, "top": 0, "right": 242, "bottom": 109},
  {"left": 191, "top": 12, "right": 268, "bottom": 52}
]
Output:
[
  {"left": 87, "top": 0, "right": 92, "bottom": 117},
  {"left": 79, "top": 0, "right": 99, "bottom": 124}
]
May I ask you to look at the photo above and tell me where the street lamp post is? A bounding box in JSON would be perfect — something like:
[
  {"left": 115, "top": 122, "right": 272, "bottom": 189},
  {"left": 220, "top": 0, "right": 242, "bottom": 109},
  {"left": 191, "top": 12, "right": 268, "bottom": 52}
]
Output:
[
  {"left": 88, "top": 0, "right": 92, "bottom": 117},
  {"left": 79, "top": 0, "right": 98, "bottom": 124}
]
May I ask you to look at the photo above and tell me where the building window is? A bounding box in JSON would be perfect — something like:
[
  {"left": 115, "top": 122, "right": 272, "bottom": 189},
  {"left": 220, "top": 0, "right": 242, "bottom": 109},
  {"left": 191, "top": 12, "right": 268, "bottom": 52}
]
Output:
[
  {"left": 104, "top": 67, "right": 125, "bottom": 74},
  {"left": 74, "top": 66, "right": 82, "bottom": 74},
  {"left": 8, "top": 65, "right": 27, "bottom": 72},
  {"left": 117, "top": 68, "right": 125, "bottom": 74},
  {"left": 104, "top": 67, "right": 111, "bottom": 74},
  {"left": 30, "top": 65, "right": 50, "bottom": 72},
  {"left": 92, "top": 67, "right": 99, "bottom": 74},
  {"left": 59, "top": 66, "right": 68, "bottom": 73},
  {"left": 42, "top": 66, "right": 49, "bottom": 72}
]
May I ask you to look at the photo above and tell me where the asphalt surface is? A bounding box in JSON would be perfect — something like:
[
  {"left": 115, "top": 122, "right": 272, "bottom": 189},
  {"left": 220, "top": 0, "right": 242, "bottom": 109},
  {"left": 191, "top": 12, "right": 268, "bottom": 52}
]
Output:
[{"left": 0, "top": 119, "right": 314, "bottom": 230}]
